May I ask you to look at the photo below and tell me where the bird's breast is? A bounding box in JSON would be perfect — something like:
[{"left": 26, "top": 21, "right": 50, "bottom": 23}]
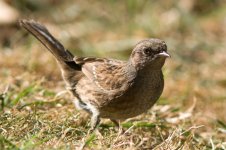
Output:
[{"left": 100, "top": 70, "right": 164, "bottom": 119}]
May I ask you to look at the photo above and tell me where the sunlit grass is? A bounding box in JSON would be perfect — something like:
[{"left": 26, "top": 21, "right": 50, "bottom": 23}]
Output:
[{"left": 0, "top": 0, "right": 226, "bottom": 149}]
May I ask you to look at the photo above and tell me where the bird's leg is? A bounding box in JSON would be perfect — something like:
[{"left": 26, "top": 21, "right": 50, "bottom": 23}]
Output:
[
  {"left": 110, "top": 119, "right": 120, "bottom": 128},
  {"left": 110, "top": 119, "right": 124, "bottom": 134},
  {"left": 82, "top": 114, "right": 100, "bottom": 149},
  {"left": 88, "top": 111, "right": 100, "bottom": 134}
]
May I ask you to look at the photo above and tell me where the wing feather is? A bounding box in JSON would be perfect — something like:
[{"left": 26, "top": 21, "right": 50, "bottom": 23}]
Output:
[{"left": 74, "top": 57, "right": 131, "bottom": 91}]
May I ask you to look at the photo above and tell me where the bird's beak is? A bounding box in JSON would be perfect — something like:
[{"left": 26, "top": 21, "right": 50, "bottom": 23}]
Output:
[{"left": 157, "top": 51, "right": 170, "bottom": 58}]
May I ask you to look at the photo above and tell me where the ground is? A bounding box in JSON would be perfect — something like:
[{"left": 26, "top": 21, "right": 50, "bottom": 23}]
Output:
[{"left": 0, "top": 1, "right": 226, "bottom": 149}]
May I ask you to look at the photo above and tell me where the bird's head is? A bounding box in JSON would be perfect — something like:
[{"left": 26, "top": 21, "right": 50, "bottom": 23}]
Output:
[{"left": 130, "top": 39, "right": 170, "bottom": 70}]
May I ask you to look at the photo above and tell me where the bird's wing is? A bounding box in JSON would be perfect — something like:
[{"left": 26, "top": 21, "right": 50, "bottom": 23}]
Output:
[{"left": 74, "top": 57, "right": 132, "bottom": 92}]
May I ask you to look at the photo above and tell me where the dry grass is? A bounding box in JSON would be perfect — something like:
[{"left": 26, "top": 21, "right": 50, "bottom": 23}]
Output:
[{"left": 0, "top": 0, "right": 226, "bottom": 149}]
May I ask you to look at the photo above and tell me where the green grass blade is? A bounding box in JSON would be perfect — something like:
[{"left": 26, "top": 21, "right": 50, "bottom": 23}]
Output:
[{"left": 10, "top": 84, "right": 36, "bottom": 106}]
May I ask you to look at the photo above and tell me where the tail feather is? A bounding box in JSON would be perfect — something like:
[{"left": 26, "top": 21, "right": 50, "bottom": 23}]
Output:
[{"left": 19, "top": 19, "right": 80, "bottom": 70}]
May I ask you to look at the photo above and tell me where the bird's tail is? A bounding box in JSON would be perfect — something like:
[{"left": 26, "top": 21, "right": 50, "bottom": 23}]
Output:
[
  {"left": 20, "top": 19, "right": 82, "bottom": 88},
  {"left": 19, "top": 19, "right": 80, "bottom": 71}
]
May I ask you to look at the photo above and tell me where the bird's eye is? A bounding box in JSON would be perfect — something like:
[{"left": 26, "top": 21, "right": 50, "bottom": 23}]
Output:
[{"left": 144, "top": 48, "right": 151, "bottom": 55}]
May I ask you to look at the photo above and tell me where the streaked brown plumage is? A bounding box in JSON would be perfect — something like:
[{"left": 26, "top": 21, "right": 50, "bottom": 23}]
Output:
[{"left": 19, "top": 19, "right": 170, "bottom": 131}]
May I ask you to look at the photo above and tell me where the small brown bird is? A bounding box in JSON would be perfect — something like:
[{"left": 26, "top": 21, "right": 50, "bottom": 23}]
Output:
[{"left": 20, "top": 20, "right": 170, "bottom": 131}]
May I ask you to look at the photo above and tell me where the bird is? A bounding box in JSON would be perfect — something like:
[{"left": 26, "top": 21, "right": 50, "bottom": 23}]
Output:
[{"left": 19, "top": 19, "right": 170, "bottom": 132}]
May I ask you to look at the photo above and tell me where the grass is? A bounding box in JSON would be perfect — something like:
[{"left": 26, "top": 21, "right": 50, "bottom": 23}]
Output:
[
  {"left": 0, "top": 0, "right": 226, "bottom": 149},
  {"left": 0, "top": 74, "right": 224, "bottom": 149}
]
